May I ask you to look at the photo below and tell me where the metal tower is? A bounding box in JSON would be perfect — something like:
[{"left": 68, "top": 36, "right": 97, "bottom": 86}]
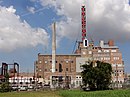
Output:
[{"left": 81, "top": 5, "right": 87, "bottom": 41}]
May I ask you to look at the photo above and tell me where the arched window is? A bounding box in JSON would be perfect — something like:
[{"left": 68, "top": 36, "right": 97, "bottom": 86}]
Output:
[{"left": 59, "top": 63, "right": 62, "bottom": 72}]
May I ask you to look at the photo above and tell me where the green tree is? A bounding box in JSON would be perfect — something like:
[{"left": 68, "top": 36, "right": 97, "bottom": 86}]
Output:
[
  {"left": 81, "top": 61, "right": 112, "bottom": 91},
  {"left": 0, "top": 73, "right": 11, "bottom": 92}
]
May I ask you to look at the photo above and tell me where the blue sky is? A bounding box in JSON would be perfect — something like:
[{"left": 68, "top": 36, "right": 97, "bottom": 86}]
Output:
[{"left": 0, "top": 0, "right": 130, "bottom": 73}]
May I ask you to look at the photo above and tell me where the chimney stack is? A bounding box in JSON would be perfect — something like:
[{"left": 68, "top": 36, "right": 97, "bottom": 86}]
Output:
[
  {"left": 52, "top": 22, "right": 56, "bottom": 73},
  {"left": 108, "top": 40, "right": 114, "bottom": 46}
]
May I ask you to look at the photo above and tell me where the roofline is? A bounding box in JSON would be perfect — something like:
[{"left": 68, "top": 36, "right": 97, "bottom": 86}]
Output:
[
  {"left": 93, "top": 46, "right": 119, "bottom": 49},
  {"left": 101, "top": 46, "right": 118, "bottom": 49},
  {"left": 38, "top": 54, "right": 81, "bottom": 56}
]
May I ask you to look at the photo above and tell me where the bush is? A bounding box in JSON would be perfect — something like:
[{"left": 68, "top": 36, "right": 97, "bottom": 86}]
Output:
[{"left": 0, "top": 82, "right": 11, "bottom": 92}]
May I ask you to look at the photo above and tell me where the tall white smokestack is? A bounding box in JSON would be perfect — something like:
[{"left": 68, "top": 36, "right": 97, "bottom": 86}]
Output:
[{"left": 52, "top": 22, "right": 56, "bottom": 73}]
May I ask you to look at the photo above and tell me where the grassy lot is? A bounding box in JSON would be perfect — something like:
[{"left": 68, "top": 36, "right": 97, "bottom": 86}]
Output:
[
  {"left": 0, "top": 91, "right": 61, "bottom": 97},
  {"left": 0, "top": 89, "right": 130, "bottom": 97},
  {"left": 59, "top": 89, "right": 130, "bottom": 97}
]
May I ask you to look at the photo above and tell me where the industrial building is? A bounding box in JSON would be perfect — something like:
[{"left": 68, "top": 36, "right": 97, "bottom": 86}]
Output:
[
  {"left": 36, "top": 40, "right": 124, "bottom": 88},
  {"left": 35, "top": 5, "right": 124, "bottom": 88},
  {"left": 75, "top": 40, "right": 124, "bottom": 88}
]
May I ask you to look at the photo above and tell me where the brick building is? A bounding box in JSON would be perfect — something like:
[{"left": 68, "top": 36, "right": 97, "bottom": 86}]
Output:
[
  {"left": 36, "top": 54, "right": 81, "bottom": 88},
  {"left": 35, "top": 40, "right": 124, "bottom": 88},
  {"left": 75, "top": 40, "right": 124, "bottom": 88}
]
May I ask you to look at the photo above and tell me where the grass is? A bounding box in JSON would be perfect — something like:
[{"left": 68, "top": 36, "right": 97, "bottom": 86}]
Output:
[
  {"left": 0, "top": 91, "right": 61, "bottom": 97},
  {"left": 59, "top": 89, "right": 130, "bottom": 97},
  {"left": 0, "top": 89, "right": 130, "bottom": 97}
]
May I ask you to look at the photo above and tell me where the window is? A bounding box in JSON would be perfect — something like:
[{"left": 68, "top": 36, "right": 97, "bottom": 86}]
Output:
[
  {"left": 39, "top": 60, "right": 42, "bottom": 63},
  {"left": 82, "top": 51, "right": 86, "bottom": 55},
  {"left": 104, "top": 50, "right": 109, "bottom": 52},
  {"left": 59, "top": 63, "right": 62, "bottom": 72},
  {"left": 26, "top": 82, "right": 28, "bottom": 84},
  {"left": 45, "top": 61, "right": 47, "bottom": 64},
  {"left": 76, "top": 81, "right": 78, "bottom": 85},
  {"left": 111, "top": 50, "right": 116, "bottom": 52},
  {"left": 66, "top": 68, "right": 68, "bottom": 71},
  {"left": 45, "top": 69, "right": 47, "bottom": 72},
  {"left": 104, "top": 57, "right": 110, "bottom": 60},
  {"left": 66, "top": 60, "right": 69, "bottom": 63},
  {"left": 115, "top": 73, "right": 119, "bottom": 76},
  {"left": 98, "top": 50, "right": 101, "bottom": 53},
  {"left": 79, "top": 81, "right": 82, "bottom": 85},
  {"left": 114, "top": 57, "right": 119, "bottom": 60},
  {"left": 38, "top": 76, "right": 42, "bottom": 78},
  {"left": 89, "top": 51, "right": 92, "bottom": 54}
]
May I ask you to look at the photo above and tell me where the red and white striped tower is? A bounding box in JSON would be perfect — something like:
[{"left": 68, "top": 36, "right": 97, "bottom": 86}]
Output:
[
  {"left": 81, "top": 5, "right": 88, "bottom": 47},
  {"left": 81, "top": 5, "right": 86, "bottom": 41}
]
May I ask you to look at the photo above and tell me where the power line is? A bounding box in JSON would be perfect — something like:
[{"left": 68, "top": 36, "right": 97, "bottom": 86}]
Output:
[
  {"left": 21, "top": 7, "right": 45, "bottom": 17},
  {"left": 72, "top": 3, "right": 83, "bottom": 54},
  {"left": 72, "top": 40, "right": 78, "bottom": 54}
]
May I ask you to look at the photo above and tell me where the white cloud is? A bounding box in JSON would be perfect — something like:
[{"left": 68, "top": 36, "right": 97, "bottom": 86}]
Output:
[
  {"left": 87, "top": 0, "right": 130, "bottom": 42},
  {"left": 0, "top": 6, "right": 49, "bottom": 52},
  {"left": 6, "top": 6, "right": 16, "bottom": 13},
  {"left": 27, "top": 6, "right": 35, "bottom": 14},
  {"left": 39, "top": 0, "right": 130, "bottom": 42},
  {"left": 39, "top": 0, "right": 84, "bottom": 40}
]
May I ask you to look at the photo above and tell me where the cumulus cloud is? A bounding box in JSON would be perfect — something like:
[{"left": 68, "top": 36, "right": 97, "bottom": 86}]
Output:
[
  {"left": 0, "top": 6, "right": 49, "bottom": 52},
  {"left": 39, "top": 0, "right": 130, "bottom": 43},
  {"left": 27, "top": 6, "right": 35, "bottom": 14},
  {"left": 87, "top": 0, "right": 130, "bottom": 42},
  {"left": 39, "top": 0, "right": 85, "bottom": 40}
]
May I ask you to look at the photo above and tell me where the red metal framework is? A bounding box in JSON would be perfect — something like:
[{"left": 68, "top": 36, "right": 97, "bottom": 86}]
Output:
[
  {"left": 81, "top": 5, "right": 86, "bottom": 41},
  {"left": 0, "top": 63, "right": 19, "bottom": 83}
]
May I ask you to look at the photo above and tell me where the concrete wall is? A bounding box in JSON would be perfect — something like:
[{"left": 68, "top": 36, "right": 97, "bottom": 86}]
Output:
[{"left": 76, "top": 57, "right": 89, "bottom": 72}]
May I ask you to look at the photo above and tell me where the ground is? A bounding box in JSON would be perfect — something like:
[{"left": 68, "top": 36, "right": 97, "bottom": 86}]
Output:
[
  {"left": 0, "top": 89, "right": 130, "bottom": 97},
  {"left": 0, "top": 91, "right": 61, "bottom": 97}
]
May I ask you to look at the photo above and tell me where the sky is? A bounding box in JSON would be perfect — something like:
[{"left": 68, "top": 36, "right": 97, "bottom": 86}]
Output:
[{"left": 0, "top": 0, "right": 130, "bottom": 73}]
